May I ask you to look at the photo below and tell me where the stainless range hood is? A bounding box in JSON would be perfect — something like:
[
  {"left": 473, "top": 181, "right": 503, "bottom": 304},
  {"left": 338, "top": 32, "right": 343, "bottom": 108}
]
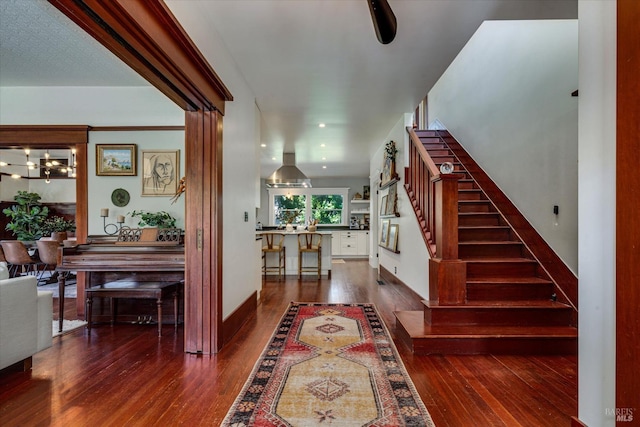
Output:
[{"left": 265, "top": 153, "right": 312, "bottom": 188}]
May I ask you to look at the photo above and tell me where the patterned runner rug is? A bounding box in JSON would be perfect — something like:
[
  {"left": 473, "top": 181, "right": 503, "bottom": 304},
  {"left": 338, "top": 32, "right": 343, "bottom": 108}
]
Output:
[{"left": 222, "top": 302, "right": 434, "bottom": 426}]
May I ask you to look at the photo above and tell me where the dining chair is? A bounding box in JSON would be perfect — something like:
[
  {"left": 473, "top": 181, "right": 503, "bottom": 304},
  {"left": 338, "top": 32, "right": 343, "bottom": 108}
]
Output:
[
  {"left": 297, "top": 233, "right": 322, "bottom": 279},
  {"left": 0, "top": 240, "right": 40, "bottom": 278},
  {"left": 262, "top": 233, "right": 286, "bottom": 280},
  {"left": 36, "top": 239, "right": 62, "bottom": 284}
]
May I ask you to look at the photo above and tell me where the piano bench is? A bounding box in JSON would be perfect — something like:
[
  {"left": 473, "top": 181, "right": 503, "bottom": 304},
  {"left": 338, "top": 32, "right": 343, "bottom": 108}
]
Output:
[{"left": 85, "top": 280, "right": 183, "bottom": 337}]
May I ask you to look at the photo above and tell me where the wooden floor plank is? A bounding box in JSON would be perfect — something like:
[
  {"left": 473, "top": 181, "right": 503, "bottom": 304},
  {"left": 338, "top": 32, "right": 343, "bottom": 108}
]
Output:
[{"left": 0, "top": 260, "right": 577, "bottom": 426}]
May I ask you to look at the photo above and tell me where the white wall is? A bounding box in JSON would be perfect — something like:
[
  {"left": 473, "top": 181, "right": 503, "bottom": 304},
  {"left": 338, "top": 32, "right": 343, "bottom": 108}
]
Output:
[
  {"left": 166, "top": 1, "right": 262, "bottom": 319},
  {"left": 578, "top": 1, "right": 616, "bottom": 425},
  {"left": 371, "top": 114, "right": 430, "bottom": 299},
  {"left": 428, "top": 20, "right": 579, "bottom": 274},
  {"left": 88, "top": 130, "right": 185, "bottom": 234}
]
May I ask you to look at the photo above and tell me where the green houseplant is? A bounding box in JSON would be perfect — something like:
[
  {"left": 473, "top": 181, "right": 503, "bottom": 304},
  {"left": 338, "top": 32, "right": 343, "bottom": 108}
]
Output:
[
  {"left": 2, "top": 191, "right": 49, "bottom": 241},
  {"left": 128, "top": 210, "right": 177, "bottom": 229},
  {"left": 41, "top": 215, "right": 76, "bottom": 241}
]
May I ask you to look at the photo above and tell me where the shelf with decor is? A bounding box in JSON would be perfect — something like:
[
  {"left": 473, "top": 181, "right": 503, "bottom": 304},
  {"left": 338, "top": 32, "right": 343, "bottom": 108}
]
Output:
[{"left": 379, "top": 245, "right": 400, "bottom": 254}]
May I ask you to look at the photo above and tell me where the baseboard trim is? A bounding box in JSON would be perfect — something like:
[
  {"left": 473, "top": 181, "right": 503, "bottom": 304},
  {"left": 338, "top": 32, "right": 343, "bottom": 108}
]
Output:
[
  {"left": 571, "top": 416, "right": 588, "bottom": 427},
  {"left": 379, "top": 266, "right": 425, "bottom": 302},
  {"left": 222, "top": 291, "right": 257, "bottom": 346}
]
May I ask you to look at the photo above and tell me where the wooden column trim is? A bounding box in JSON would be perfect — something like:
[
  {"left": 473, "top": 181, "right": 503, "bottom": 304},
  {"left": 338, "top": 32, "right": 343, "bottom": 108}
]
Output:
[
  {"left": 184, "top": 110, "right": 223, "bottom": 354},
  {"left": 616, "top": 0, "right": 640, "bottom": 418}
]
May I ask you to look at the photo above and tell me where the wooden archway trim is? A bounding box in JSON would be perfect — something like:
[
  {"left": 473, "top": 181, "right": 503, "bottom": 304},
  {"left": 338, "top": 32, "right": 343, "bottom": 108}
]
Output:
[
  {"left": 48, "top": 0, "right": 232, "bottom": 353},
  {"left": 49, "top": 0, "right": 233, "bottom": 112}
]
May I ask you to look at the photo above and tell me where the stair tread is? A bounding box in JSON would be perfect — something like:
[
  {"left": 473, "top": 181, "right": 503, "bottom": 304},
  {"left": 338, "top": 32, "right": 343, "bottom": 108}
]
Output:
[
  {"left": 422, "top": 300, "right": 571, "bottom": 309},
  {"left": 467, "top": 277, "right": 553, "bottom": 284},
  {"left": 459, "top": 225, "right": 510, "bottom": 229},
  {"left": 459, "top": 241, "right": 522, "bottom": 245},
  {"left": 395, "top": 311, "right": 577, "bottom": 337},
  {"left": 465, "top": 257, "right": 537, "bottom": 263}
]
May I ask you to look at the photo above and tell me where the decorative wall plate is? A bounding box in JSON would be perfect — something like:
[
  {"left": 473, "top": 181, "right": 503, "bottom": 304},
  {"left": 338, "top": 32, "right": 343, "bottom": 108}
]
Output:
[{"left": 111, "top": 188, "right": 130, "bottom": 207}]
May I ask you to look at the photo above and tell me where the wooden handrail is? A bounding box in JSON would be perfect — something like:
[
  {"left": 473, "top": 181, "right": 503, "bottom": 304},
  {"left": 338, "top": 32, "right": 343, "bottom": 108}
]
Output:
[
  {"left": 408, "top": 127, "right": 440, "bottom": 177},
  {"left": 405, "top": 127, "right": 461, "bottom": 260},
  {"left": 405, "top": 127, "right": 465, "bottom": 304}
]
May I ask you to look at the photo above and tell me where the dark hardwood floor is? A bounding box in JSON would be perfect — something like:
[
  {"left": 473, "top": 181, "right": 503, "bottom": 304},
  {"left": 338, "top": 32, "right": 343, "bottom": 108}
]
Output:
[{"left": 0, "top": 260, "right": 577, "bottom": 426}]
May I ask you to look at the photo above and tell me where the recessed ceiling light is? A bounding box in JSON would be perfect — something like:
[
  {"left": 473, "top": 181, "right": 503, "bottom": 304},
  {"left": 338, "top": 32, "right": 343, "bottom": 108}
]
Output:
[
  {"left": 272, "top": 157, "right": 276, "bottom": 160},
  {"left": 260, "top": 143, "right": 266, "bottom": 147},
  {"left": 322, "top": 157, "right": 326, "bottom": 160},
  {"left": 318, "top": 123, "right": 326, "bottom": 128},
  {"left": 322, "top": 165, "right": 327, "bottom": 169},
  {"left": 320, "top": 144, "right": 326, "bottom": 148}
]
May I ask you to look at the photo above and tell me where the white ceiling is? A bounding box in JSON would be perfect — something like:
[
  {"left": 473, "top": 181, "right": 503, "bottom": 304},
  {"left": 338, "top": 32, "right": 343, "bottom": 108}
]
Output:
[{"left": 0, "top": 0, "right": 577, "bottom": 179}]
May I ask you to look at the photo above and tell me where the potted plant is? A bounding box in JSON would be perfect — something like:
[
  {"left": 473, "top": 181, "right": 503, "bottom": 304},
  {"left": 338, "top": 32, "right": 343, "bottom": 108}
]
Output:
[
  {"left": 41, "top": 215, "right": 76, "bottom": 242},
  {"left": 2, "top": 191, "right": 49, "bottom": 241},
  {"left": 128, "top": 210, "right": 177, "bottom": 229}
]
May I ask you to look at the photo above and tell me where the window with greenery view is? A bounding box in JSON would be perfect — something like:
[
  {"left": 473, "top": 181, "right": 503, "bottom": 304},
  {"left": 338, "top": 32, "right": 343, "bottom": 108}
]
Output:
[
  {"left": 311, "top": 194, "right": 343, "bottom": 225},
  {"left": 269, "top": 188, "right": 348, "bottom": 226},
  {"left": 274, "top": 194, "right": 306, "bottom": 225}
]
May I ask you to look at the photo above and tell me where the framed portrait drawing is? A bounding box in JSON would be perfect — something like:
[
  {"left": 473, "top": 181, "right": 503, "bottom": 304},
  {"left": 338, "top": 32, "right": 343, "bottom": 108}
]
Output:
[
  {"left": 388, "top": 224, "right": 399, "bottom": 252},
  {"left": 380, "top": 219, "right": 390, "bottom": 247},
  {"left": 96, "top": 144, "right": 136, "bottom": 176},
  {"left": 142, "top": 150, "right": 180, "bottom": 196},
  {"left": 380, "top": 195, "right": 388, "bottom": 216}
]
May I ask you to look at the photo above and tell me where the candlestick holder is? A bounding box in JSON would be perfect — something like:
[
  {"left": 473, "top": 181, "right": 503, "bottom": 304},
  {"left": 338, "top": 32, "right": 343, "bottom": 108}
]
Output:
[{"left": 100, "top": 209, "right": 124, "bottom": 235}]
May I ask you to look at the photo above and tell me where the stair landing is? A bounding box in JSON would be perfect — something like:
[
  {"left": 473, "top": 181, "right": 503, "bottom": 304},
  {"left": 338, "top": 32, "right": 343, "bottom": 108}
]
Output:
[{"left": 395, "top": 311, "right": 577, "bottom": 355}]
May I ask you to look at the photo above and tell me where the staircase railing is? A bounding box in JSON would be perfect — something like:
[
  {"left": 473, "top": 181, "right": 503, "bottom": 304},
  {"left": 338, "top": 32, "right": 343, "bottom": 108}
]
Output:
[{"left": 405, "top": 127, "right": 466, "bottom": 304}]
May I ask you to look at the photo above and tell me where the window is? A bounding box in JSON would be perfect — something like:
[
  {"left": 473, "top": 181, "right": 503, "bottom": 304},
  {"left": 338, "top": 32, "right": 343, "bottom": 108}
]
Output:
[
  {"left": 274, "top": 194, "right": 306, "bottom": 226},
  {"left": 311, "top": 194, "right": 344, "bottom": 225},
  {"left": 268, "top": 188, "right": 349, "bottom": 226}
]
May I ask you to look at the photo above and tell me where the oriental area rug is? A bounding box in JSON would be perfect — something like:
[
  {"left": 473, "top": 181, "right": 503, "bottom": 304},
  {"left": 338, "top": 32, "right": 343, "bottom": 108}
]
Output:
[{"left": 222, "top": 302, "right": 434, "bottom": 426}]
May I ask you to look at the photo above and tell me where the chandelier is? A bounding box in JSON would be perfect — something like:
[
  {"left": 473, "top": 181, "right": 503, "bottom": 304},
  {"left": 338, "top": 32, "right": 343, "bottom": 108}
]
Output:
[{"left": 0, "top": 148, "right": 77, "bottom": 183}]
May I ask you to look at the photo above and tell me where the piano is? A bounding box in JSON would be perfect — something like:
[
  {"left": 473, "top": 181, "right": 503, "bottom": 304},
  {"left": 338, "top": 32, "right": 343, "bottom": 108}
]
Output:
[{"left": 56, "top": 242, "right": 185, "bottom": 333}]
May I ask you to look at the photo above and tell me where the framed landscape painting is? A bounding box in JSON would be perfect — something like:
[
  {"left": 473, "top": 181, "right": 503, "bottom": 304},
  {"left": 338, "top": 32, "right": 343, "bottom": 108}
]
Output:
[{"left": 96, "top": 144, "right": 137, "bottom": 176}]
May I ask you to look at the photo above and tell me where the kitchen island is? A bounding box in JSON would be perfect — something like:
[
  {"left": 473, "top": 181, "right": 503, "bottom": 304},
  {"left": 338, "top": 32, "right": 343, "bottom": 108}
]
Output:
[{"left": 258, "top": 231, "right": 332, "bottom": 278}]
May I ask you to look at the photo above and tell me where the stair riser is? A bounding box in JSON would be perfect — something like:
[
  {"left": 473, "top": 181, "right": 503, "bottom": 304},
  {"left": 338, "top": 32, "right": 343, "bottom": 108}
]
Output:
[
  {"left": 458, "top": 181, "right": 477, "bottom": 190},
  {"left": 458, "top": 215, "right": 503, "bottom": 226},
  {"left": 459, "top": 202, "right": 495, "bottom": 213},
  {"left": 466, "top": 283, "right": 554, "bottom": 301},
  {"left": 408, "top": 336, "right": 577, "bottom": 355},
  {"left": 459, "top": 244, "right": 524, "bottom": 258},
  {"left": 458, "top": 191, "right": 484, "bottom": 200},
  {"left": 425, "top": 307, "right": 573, "bottom": 327},
  {"left": 426, "top": 149, "right": 450, "bottom": 156},
  {"left": 459, "top": 228, "right": 513, "bottom": 241},
  {"left": 422, "top": 143, "right": 447, "bottom": 150},
  {"left": 467, "top": 261, "right": 538, "bottom": 278}
]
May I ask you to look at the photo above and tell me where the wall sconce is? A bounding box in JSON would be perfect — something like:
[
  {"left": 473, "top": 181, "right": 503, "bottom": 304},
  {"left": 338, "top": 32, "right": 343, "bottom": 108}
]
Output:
[{"left": 100, "top": 208, "right": 124, "bottom": 235}]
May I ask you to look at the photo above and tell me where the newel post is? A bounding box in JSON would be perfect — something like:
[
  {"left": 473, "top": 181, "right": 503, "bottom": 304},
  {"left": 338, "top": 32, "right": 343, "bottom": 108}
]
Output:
[{"left": 429, "top": 174, "right": 466, "bottom": 305}]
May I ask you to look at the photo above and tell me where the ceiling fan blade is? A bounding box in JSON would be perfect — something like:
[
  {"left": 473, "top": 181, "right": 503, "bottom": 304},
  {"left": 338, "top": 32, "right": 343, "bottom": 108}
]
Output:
[{"left": 367, "top": 0, "right": 397, "bottom": 44}]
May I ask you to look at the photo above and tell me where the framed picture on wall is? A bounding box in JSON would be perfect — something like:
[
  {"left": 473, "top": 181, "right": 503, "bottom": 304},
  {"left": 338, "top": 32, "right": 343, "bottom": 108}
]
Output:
[
  {"left": 380, "top": 195, "right": 388, "bottom": 216},
  {"left": 386, "top": 182, "right": 397, "bottom": 215},
  {"left": 142, "top": 150, "right": 180, "bottom": 196},
  {"left": 388, "top": 224, "right": 399, "bottom": 252},
  {"left": 96, "top": 144, "right": 137, "bottom": 176},
  {"left": 380, "top": 219, "right": 390, "bottom": 247}
]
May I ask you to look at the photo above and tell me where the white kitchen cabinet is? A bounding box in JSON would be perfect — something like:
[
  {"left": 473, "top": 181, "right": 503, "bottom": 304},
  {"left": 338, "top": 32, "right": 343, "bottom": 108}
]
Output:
[{"left": 332, "top": 230, "right": 369, "bottom": 257}]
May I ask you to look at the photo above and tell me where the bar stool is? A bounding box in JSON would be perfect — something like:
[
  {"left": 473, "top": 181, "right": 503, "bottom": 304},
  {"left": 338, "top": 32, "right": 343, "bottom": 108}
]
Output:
[
  {"left": 262, "top": 233, "right": 286, "bottom": 280},
  {"left": 298, "top": 233, "right": 322, "bottom": 279}
]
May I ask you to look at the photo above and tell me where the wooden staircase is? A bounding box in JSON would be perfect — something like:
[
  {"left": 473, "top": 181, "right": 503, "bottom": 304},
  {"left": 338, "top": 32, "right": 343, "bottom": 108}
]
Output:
[{"left": 395, "top": 129, "right": 577, "bottom": 355}]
